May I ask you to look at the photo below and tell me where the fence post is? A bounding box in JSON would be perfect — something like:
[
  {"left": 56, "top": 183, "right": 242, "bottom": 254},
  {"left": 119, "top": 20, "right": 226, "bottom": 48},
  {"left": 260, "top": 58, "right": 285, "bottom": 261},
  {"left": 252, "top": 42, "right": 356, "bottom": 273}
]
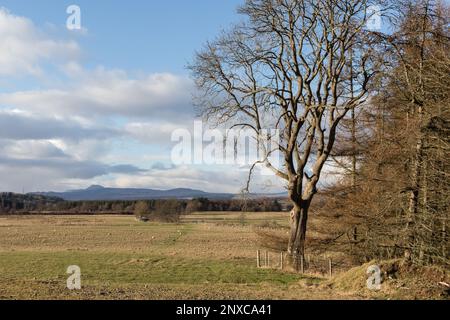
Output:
[
  {"left": 257, "top": 250, "right": 261, "bottom": 268},
  {"left": 280, "top": 252, "right": 284, "bottom": 270},
  {"left": 328, "top": 258, "right": 333, "bottom": 278},
  {"left": 351, "top": 226, "right": 357, "bottom": 253},
  {"left": 265, "top": 251, "right": 269, "bottom": 267},
  {"left": 442, "top": 221, "right": 447, "bottom": 258},
  {"left": 300, "top": 255, "right": 304, "bottom": 274}
]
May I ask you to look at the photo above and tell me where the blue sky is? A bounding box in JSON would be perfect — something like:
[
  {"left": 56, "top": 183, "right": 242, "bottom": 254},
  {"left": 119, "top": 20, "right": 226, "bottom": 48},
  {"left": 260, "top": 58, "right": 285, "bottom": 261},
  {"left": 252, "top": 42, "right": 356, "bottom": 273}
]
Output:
[
  {"left": 0, "top": 0, "right": 285, "bottom": 193},
  {"left": 0, "top": 0, "right": 243, "bottom": 74},
  {"left": 0, "top": 1, "right": 408, "bottom": 194}
]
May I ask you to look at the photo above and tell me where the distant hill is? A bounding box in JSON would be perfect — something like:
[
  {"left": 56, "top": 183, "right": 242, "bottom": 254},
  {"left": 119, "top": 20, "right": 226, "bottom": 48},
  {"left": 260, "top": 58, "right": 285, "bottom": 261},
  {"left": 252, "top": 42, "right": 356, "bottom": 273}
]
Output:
[
  {"left": 32, "top": 185, "right": 288, "bottom": 201},
  {"left": 32, "top": 185, "right": 235, "bottom": 201}
]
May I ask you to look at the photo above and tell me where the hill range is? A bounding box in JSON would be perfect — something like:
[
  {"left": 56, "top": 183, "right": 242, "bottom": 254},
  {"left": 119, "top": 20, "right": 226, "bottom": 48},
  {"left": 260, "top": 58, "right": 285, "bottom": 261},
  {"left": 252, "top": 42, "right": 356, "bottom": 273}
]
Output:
[{"left": 32, "top": 185, "right": 287, "bottom": 201}]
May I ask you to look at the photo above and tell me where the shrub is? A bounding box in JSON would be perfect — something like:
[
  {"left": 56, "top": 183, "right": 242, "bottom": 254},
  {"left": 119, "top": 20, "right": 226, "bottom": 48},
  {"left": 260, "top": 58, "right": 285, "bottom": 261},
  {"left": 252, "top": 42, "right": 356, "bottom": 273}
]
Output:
[{"left": 134, "top": 201, "right": 150, "bottom": 219}]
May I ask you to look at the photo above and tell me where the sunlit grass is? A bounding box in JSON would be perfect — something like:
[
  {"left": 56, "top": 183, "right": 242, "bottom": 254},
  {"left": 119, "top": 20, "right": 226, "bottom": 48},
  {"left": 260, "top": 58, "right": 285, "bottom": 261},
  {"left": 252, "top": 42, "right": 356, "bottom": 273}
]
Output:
[{"left": 0, "top": 251, "right": 307, "bottom": 285}]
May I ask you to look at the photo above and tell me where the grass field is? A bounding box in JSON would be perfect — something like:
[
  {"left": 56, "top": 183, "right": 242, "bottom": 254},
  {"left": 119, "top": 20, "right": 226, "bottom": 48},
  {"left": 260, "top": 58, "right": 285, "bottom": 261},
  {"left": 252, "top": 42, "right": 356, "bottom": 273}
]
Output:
[{"left": 0, "top": 213, "right": 446, "bottom": 300}]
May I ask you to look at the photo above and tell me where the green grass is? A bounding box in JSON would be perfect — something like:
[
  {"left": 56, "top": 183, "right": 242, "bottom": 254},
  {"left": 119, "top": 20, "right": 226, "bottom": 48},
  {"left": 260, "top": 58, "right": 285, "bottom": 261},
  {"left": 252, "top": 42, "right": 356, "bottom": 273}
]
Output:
[
  {"left": 0, "top": 251, "right": 305, "bottom": 286},
  {"left": 0, "top": 214, "right": 349, "bottom": 299}
]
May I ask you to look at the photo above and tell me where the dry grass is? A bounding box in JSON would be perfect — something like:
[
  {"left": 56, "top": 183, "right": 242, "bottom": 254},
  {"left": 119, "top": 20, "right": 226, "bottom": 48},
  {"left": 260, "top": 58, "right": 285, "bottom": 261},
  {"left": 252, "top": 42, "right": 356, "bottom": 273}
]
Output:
[
  {"left": 0, "top": 213, "right": 445, "bottom": 300},
  {"left": 0, "top": 213, "right": 329, "bottom": 300},
  {"left": 326, "top": 259, "right": 450, "bottom": 300}
]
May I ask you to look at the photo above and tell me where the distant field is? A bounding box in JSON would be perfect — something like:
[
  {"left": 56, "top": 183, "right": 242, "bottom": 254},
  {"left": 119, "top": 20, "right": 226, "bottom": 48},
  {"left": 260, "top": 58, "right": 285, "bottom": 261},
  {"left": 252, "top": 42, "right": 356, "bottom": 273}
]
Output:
[{"left": 0, "top": 213, "right": 417, "bottom": 300}]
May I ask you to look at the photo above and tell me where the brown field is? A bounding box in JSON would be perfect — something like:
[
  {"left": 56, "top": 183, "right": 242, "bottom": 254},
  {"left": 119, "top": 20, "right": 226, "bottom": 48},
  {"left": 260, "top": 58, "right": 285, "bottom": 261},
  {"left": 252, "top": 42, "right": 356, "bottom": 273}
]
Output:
[{"left": 0, "top": 213, "right": 447, "bottom": 300}]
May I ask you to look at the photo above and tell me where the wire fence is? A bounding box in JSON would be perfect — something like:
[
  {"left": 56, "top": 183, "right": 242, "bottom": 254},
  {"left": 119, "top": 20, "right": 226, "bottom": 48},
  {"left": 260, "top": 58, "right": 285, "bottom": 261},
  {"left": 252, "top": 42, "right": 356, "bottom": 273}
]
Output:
[{"left": 256, "top": 249, "right": 336, "bottom": 278}]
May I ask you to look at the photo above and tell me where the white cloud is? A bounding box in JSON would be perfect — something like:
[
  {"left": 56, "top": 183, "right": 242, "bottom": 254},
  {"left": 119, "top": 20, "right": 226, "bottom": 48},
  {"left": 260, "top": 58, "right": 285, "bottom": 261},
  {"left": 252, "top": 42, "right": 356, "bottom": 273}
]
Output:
[
  {"left": 111, "top": 165, "right": 286, "bottom": 194},
  {"left": 0, "top": 69, "right": 194, "bottom": 119},
  {"left": 0, "top": 109, "right": 118, "bottom": 141},
  {"left": 124, "top": 120, "right": 188, "bottom": 144},
  {"left": 0, "top": 8, "right": 289, "bottom": 195},
  {"left": 0, "top": 8, "right": 80, "bottom": 77},
  {"left": 0, "top": 143, "right": 146, "bottom": 193},
  {"left": 0, "top": 140, "right": 67, "bottom": 159}
]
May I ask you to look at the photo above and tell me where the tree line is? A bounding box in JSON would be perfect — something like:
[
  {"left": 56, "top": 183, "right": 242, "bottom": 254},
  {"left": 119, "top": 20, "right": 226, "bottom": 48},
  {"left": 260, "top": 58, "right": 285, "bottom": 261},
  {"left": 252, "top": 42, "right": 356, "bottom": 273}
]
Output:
[
  {"left": 0, "top": 193, "right": 284, "bottom": 216},
  {"left": 315, "top": 0, "right": 449, "bottom": 267}
]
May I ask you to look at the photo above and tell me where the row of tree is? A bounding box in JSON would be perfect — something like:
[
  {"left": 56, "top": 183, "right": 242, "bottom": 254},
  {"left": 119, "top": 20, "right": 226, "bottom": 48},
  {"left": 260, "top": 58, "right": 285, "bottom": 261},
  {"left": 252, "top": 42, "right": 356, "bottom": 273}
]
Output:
[
  {"left": 324, "top": 0, "right": 449, "bottom": 266},
  {"left": 0, "top": 193, "right": 63, "bottom": 213},
  {"left": 0, "top": 194, "right": 284, "bottom": 216}
]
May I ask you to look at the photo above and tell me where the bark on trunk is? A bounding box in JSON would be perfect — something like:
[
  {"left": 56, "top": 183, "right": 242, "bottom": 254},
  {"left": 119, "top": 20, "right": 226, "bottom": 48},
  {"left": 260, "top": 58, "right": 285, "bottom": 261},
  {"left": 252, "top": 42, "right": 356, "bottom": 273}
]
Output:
[
  {"left": 287, "top": 201, "right": 309, "bottom": 264},
  {"left": 406, "top": 127, "right": 424, "bottom": 262}
]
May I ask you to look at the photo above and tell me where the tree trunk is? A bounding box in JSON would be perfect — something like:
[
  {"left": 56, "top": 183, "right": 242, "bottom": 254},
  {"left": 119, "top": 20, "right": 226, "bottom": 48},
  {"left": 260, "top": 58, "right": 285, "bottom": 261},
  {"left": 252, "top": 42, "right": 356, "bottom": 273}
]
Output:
[
  {"left": 406, "top": 105, "right": 424, "bottom": 262},
  {"left": 350, "top": 48, "right": 357, "bottom": 188},
  {"left": 287, "top": 201, "right": 309, "bottom": 265},
  {"left": 405, "top": 135, "right": 423, "bottom": 262}
]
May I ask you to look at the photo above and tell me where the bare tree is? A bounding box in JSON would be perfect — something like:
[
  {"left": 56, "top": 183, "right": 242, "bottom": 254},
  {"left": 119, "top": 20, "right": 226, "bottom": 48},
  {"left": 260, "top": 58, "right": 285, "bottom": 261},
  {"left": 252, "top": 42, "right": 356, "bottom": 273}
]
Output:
[{"left": 190, "top": 0, "right": 378, "bottom": 261}]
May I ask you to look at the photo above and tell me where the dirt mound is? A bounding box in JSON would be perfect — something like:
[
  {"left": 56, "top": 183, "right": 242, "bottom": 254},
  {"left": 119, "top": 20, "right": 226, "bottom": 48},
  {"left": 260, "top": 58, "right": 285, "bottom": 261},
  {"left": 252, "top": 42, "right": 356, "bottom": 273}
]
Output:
[{"left": 326, "top": 259, "right": 449, "bottom": 300}]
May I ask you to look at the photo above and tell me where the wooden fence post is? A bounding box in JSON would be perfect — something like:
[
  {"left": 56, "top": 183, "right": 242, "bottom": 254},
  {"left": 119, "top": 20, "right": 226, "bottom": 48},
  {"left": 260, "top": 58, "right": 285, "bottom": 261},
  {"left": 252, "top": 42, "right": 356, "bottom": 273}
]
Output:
[
  {"left": 442, "top": 221, "right": 447, "bottom": 258},
  {"left": 265, "top": 251, "right": 269, "bottom": 268},
  {"left": 257, "top": 250, "right": 261, "bottom": 268},
  {"left": 328, "top": 258, "right": 333, "bottom": 278},
  {"left": 280, "top": 252, "right": 284, "bottom": 270}
]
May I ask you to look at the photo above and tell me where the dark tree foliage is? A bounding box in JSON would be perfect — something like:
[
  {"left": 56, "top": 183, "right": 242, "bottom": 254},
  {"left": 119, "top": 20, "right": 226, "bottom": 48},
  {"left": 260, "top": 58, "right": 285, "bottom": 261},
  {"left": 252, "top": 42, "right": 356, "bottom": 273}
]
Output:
[{"left": 0, "top": 194, "right": 284, "bottom": 216}]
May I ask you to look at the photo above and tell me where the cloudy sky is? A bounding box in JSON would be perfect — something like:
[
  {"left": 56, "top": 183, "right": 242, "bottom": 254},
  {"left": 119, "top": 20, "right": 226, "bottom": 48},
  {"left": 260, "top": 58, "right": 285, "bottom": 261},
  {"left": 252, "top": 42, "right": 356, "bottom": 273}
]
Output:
[{"left": 0, "top": 0, "right": 286, "bottom": 194}]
